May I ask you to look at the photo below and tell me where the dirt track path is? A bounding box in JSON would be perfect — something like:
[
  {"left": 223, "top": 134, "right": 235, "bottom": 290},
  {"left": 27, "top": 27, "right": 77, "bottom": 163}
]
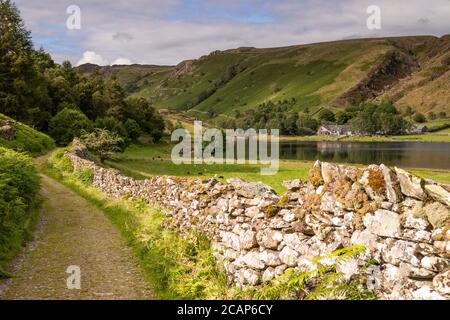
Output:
[{"left": 0, "top": 174, "right": 152, "bottom": 300}]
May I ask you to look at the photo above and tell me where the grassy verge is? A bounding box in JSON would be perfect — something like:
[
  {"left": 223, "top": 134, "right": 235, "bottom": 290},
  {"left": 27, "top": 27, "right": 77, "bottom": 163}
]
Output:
[
  {"left": 0, "top": 148, "right": 41, "bottom": 277},
  {"left": 42, "top": 149, "right": 245, "bottom": 299}
]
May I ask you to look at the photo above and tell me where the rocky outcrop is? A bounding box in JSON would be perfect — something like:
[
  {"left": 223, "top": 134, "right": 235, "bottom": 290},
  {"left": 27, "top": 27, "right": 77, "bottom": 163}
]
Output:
[
  {"left": 0, "top": 120, "right": 16, "bottom": 141},
  {"left": 65, "top": 146, "right": 450, "bottom": 300}
]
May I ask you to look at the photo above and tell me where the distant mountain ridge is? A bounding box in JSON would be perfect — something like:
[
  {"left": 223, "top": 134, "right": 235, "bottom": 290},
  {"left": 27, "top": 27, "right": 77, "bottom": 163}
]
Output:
[{"left": 77, "top": 35, "right": 450, "bottom": 122}]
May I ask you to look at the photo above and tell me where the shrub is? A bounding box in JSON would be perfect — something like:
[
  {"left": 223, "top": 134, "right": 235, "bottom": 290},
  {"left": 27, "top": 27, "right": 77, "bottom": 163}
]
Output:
[
  {"left": 49, "top": 108, "right": 93, "bottom": 145},
  {"left": 0, "top": 147, "right": 40, "bottom": 276},
  {"left": 80, "top": 128, "right": 124, "bottom": 162},
  {"left": 124, "top": 119, "right": 142, "bottom": 141},
  {"left": 317, "top": 109, "right": 336, "bottom": 123},
  {"left": 413, "top": 113, "right": 426, "bottom": 123}
]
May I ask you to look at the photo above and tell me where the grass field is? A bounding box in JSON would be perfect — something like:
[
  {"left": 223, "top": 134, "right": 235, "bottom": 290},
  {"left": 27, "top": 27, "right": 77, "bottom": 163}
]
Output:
[{"left": 106, "top": 142, "right": 450, "bottom": 194}]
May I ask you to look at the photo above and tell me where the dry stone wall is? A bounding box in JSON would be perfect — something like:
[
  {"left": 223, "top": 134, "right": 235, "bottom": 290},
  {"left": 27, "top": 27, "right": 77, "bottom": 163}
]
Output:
[{"left": 66, "top": 141, "right": 450, "bottom": 300}]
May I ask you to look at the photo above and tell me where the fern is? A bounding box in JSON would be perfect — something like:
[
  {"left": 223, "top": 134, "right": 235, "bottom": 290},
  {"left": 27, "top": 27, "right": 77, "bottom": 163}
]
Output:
[{"left": 255, "top": 245, "right": 375, "bottom": 300}]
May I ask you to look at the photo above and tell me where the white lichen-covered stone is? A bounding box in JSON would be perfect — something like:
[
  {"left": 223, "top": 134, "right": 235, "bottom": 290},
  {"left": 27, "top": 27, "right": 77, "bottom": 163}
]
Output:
[
  {"left": 364, "top": 210, "right": 401, "bottom": 238},
  {"left": 395, "top": 167, "right": 426, "bottom": 200},
  {"left": 425, "top": 184, "right": 450, "bottom": 207},
  {"left": 432, "top": 270, "right": 450, "bottom": 296},
  {"left": 241, "top": 252, "right": 265, "bottom": 270},
  {"left": 279, "top": 246, "right": 299, "bottom": 267},
  {"left": 259, "top": 250, "right": 281, "bottom": 267}
]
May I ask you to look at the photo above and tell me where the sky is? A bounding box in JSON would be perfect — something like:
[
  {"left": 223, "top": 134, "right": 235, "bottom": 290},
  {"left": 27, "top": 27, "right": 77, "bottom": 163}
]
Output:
[{"left": 14, "top": 0, "right": 450, "bottom": 66}]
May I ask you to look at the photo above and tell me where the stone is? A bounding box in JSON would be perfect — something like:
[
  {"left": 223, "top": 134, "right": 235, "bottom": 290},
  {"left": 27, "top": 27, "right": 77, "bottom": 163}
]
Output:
[
  {"left": 420, "top": 256, "right": 449, "bottom": 273},
  {"left": 321, "top": 162, "right": 338, "bottom": 184},
  {"left": 224, "top": 249, "right": 240, "bottom": 260},
  {"left": 259, "top": 250, "right": 282, "bottom": 267},
  {"left": 411, "top": 286, "right": 446, "bottom": 300},
  {"left": 237, "top": 268, "right": 260, "bottom": 286},
  {"left": 245, "top": 206, "right": 260, "bottom": 218},
  {"left": 401, "top": 229, "right": 432, "bottom": 243},
  {"left": 239, "top": 230, "right": 257, "bottom": 250},
  {"left": 320, "top": 192, "right": 337, "bottom": 213},
  {"left": 257, "top": 229, "right": 283, "bottom": 249},
  {"left": 381, "top": 239, "right": 419, "bottom": 267},
  {"left": 0, "top": 124, "right": 16, "bottom": 141},
  {"left": 221, "top": 231, "right": 241, "bottom": 251},
  {"left": 395, "top": 167, "right": 426, "bottom": 200},
  {"left": 423, "top": 202, "right": 450, "bottom": 228},
  {"left": 432, "top": 270, "right": 450, "bottom": 295},
  {"left": 279, "top": 246, "right": 299, "bottom": 267},
  {"left": 283, "top": 233, "right": 306, "bottom": 249},
  {"left": 380, "top": 164, "right": 402, "bottom": 203},
  {"left": 363, "top": 209, "right": 401, "bottom": 238},
  {"left": 280, "top": 209, "right": 296, "bottom": 222},
  {"left": 242, "top": 252, "right": 265, "bottom": 270},
  {"left": 282, "top": 179, "right": 304, "bottom": 191},
  {"left": 425, "top": 184, "right": 450, "bottom": 207},
  {"left": 262, "top": 267, "right": 276, "bottom": 282},
  {"left": 336, "top": 259, "right": 359, "bottom": 280},
  {"left": 402, "top": 211, "right": 430, "bottom": 230},
  {"left": 227, "top": 178, "right": 274, "bottom": 198}
]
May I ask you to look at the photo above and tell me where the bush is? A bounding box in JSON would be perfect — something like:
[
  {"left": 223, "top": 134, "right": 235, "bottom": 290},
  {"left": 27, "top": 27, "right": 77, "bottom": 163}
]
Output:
[
  {"left": 413, "top": 113, "right": 426, "bottom": 123},
  {"left": 49, "top": 108, "right": 93, "bottom": 145},
  {"left": 124, "top": 119, "right": 142, "bottom": 141},
  {"left": 317, "top": 109, "right": 336, "bottom": 123},
  {"left": 80, "top": 128, "right": 124, "bottom": 162},
  {"left": 0, "top": 147, "right": 40, "bottom": 276}
]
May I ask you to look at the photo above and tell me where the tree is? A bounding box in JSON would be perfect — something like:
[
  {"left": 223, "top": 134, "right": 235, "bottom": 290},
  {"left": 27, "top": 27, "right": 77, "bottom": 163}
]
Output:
[
  {"left": 413, "top": 113, "right": 426, "bottom": 123},
  {"left": 80, "top": 129, "right": 124, "bottom": 162},
  {"left": 335, "top": 111, "right": 352, "bottom": 125},
  {"left": 439, "top": 111, "right": 447, "bottom": 119},
  {"left": 317, "top": 109, "right": 335, "bottom": 123},
  {"left": 0, "top": 0, "right": 42, "bottom": 122},
  {"left": 49, "top": 108, "right": 93, "bottom": 145},
  {"left": 124, "top": 119, "right": 142, "bottom": 141}
]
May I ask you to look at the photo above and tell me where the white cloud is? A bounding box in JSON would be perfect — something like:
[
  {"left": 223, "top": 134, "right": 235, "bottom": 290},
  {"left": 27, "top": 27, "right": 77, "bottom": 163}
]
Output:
[
  {"left": 111, "top": 57, "right": 133, "bottom": 65},
  {"left": 15, "top": 0, "right": 450, "bottom": 66},
  {"left": 76, "top": 51, "right": 108, "bottom": 66}
]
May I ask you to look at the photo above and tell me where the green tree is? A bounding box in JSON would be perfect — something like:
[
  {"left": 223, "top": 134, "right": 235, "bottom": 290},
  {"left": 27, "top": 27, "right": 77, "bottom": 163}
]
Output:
[
  {"left": 427, "top": 112, "right": 437, "bottom": 121},
  {"left": 80, "top": 128, "right": 124, "bottom": 162},
  {"left": 439, "top": 111, "right": 447, "bottom": 119},
  {"left": 49, "top": 108, "right": 93, "bottom": 145},
  {"left": 413, "top": 113, "right": 426, "bottom": 123},
  {"left": 317, "top": 109, "right": 335, "bottom": 123},
  {"left": 124, "top": 119, "right": 142, "bottom": 141},
  {"left": 0, "top": 0, "right": 41, "bottom": 122}
]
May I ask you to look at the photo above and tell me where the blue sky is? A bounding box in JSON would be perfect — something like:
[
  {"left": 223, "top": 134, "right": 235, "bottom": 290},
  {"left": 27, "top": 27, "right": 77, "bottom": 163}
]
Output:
[{"left": 14, "top": 0, "right": 450, "bottom": 66}]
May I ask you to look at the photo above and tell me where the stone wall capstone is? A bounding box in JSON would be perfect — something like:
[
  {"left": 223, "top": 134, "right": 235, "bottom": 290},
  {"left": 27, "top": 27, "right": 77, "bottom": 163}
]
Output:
[{"left": 65, "top": 141, "right": 450, "bottom": 300}]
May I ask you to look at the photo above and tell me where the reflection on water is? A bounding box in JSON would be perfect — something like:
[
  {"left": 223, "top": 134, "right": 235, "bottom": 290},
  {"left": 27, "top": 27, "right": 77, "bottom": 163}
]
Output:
[{"left": 280, "top": 141, "right": 450, "bottom": 170}]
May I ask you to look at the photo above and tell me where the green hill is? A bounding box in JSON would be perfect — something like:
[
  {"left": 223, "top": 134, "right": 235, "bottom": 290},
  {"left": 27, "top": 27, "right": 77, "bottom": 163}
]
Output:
[
  {"left": 0, "top": 114, "right": 55, "bottom": 155},
  {"left": 78, "top": 36, "right": 450, "bottom": 122}
]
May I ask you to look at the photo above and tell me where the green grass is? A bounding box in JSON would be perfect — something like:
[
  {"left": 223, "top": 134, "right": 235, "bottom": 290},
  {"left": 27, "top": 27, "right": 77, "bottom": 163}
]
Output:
[
  {"left": 107, "top": 143, "right": 312, "bottom": 194},
  {"left": 106, "top": 142, "right": 450, "bottom": 195},
  {"left": 43, "top": 149, "right": 245, "bottom": 299},
  {"left": 0, "top": 113, "right": 55, "bottom": 155}
]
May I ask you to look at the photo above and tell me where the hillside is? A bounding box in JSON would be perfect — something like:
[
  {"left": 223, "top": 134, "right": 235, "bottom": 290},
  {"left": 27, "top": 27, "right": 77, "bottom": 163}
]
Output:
[
  {"left": 0, "top": 114, "right": 55, "bottom": 155},
  {"left": 77, "top": 36, "right": 450, "bottom": 122}
]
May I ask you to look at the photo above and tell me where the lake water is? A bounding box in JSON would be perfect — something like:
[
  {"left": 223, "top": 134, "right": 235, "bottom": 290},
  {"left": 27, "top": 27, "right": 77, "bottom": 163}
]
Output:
[{"left": 279, "top": 141, "right": 450, "bottom": 170}]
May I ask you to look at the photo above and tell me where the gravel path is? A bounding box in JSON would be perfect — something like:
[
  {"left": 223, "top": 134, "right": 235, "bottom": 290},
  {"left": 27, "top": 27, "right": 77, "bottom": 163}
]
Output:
[{"left": 0, "top": 174, "right": 152, "bottom": 300}]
